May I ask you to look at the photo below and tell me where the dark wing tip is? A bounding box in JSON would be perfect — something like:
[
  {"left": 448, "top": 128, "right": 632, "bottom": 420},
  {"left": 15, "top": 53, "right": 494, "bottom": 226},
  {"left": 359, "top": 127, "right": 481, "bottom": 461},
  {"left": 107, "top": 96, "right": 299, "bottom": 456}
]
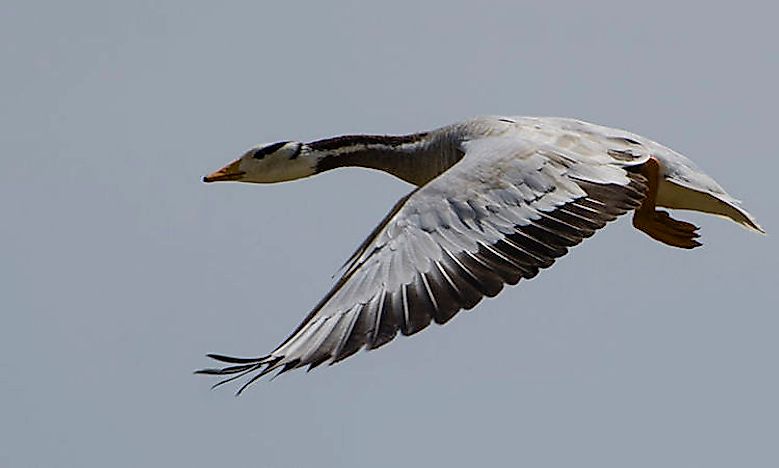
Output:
[
  {"left": 196, "top": 353, "right": 284, "bottom": 394},
  {"left": 205, "top": 353, "right": 266, "bottom": 364}
]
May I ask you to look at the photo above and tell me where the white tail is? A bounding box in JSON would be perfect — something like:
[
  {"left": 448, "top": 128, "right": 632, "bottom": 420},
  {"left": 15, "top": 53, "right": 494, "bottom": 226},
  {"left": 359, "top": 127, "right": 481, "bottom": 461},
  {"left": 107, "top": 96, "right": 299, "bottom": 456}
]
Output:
[{"left": 656, "top": 179, "right": 765, "bottom": 233}]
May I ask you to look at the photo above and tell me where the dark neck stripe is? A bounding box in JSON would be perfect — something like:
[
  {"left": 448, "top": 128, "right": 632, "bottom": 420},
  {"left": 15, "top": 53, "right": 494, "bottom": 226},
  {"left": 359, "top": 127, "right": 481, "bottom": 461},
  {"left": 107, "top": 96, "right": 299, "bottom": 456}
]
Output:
[
  {"left": 310, "top": 130, "right": 459, "bottom": 186},
  {"left": 308, "top": 133, "right": 429, "bottom": 151}
]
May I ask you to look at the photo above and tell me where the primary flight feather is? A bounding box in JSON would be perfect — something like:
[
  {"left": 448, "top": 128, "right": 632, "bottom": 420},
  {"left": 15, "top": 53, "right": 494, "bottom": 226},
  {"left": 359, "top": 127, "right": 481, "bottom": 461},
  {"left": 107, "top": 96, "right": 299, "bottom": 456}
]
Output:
[{"left": 198, "top": 116, "right": 763, "bottom": 394}]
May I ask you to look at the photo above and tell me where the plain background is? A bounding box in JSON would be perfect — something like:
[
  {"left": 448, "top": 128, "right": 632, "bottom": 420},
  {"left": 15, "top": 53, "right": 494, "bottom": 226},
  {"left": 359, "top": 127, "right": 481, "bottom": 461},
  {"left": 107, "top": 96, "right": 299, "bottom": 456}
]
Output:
[{"left": 1, "top": 2, "right": 776, "bottom": 467}]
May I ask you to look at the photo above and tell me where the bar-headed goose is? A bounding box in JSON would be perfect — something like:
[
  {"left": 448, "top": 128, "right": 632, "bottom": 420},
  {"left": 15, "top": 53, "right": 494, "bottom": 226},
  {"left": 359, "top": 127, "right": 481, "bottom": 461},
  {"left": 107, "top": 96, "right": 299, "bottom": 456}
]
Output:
[{"left": 199, "top": 116, "right": 763, "bottom": 393}]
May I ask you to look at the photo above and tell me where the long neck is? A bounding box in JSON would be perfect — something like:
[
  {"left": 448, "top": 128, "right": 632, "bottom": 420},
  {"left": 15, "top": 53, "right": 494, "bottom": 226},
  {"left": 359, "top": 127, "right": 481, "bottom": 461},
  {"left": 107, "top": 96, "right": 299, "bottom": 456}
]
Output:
[{"left": 308, "top": 132, "right": 462, "bottom": 186}]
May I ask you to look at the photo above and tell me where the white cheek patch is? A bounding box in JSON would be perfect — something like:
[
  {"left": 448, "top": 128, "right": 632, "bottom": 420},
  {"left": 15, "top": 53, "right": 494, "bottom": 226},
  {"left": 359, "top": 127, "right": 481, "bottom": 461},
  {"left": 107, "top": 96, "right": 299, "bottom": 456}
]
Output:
[
  {"left": 243, "top": 155, "right": 317, "bottom": 183},
  {"left": 275, "top": 158, "right": 317, "bottom": 181}
]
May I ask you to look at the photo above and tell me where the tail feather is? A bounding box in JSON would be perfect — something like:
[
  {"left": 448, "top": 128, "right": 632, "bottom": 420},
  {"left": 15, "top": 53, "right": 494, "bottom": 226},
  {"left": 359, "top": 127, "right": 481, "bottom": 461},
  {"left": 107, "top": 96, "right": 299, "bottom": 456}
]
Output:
[{"left": 656, "top": 179, "right": 765, "bottom": 234}]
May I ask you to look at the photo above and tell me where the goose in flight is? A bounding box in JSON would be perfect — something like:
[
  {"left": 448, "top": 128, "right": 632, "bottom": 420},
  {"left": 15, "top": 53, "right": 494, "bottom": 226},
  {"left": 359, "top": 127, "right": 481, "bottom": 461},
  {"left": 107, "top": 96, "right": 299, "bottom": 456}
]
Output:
[{"left": 198, "top": 116, "right": 763, "bottom": 394}]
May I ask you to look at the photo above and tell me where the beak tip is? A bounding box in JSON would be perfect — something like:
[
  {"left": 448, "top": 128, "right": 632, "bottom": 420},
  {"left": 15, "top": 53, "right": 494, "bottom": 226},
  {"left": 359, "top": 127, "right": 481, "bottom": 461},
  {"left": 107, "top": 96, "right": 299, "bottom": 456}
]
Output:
[{"left": 203, "top": 159, "right": 244, "bottom": 183}]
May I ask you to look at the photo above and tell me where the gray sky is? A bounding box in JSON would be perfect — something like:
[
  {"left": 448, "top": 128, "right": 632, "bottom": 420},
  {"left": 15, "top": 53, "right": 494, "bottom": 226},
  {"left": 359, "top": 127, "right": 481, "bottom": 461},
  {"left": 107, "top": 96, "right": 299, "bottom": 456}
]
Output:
[{"left": 2, "top": 2, "right": 777, "bottom": 467}]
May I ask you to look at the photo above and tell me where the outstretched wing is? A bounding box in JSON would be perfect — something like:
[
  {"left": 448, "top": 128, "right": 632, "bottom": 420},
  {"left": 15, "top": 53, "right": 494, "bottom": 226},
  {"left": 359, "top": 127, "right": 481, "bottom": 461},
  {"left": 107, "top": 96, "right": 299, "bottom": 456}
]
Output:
[{"left": 198, "top": 135, "right": 648, "bottom": 393}]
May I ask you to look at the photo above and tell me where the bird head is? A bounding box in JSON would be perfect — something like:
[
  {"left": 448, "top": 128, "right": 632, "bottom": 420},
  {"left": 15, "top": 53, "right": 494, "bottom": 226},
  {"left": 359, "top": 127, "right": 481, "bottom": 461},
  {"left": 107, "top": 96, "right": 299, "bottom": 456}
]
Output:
[{"left": 203, "top": 141, "right": 317, "bottom": 184}]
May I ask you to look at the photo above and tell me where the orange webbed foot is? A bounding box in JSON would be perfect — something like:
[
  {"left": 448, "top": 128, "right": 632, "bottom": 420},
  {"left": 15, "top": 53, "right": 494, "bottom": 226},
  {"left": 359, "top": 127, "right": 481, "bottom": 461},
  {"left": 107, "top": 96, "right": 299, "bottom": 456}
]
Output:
[{"left": 633, "top": 209, "right": 702, "bottom": 249}]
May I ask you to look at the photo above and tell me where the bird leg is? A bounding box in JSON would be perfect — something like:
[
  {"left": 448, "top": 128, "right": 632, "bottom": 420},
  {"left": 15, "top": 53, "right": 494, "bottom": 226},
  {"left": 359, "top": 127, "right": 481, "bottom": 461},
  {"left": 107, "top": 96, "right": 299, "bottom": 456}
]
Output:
[{"left": 632, "top": 157, "right": 702, "bottom": 249}]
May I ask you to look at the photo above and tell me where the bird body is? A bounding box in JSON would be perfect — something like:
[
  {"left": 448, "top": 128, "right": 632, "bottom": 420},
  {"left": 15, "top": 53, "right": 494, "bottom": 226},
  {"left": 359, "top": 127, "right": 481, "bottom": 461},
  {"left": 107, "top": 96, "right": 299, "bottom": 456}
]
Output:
[{"left": 200, "top": 116, "right": 763, "bottom": 393}]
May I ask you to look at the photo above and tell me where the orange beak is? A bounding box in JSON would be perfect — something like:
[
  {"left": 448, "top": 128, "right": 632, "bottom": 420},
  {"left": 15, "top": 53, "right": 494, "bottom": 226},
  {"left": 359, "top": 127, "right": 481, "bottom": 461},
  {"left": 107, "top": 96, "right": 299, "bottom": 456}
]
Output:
[{"left": 203, "top": 159, "right": 246, "bottom": 183}]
